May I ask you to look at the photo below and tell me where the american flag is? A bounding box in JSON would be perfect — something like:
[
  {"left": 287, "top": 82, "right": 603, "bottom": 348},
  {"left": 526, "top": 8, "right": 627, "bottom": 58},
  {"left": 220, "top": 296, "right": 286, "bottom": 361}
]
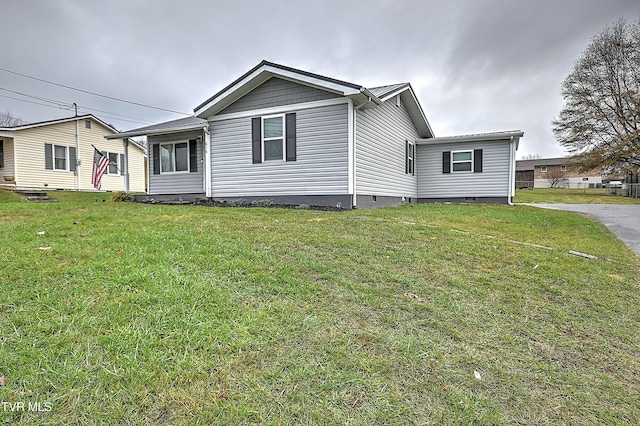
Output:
[{"left": 91, "top": 147, "right": 110, "bottom": 190}]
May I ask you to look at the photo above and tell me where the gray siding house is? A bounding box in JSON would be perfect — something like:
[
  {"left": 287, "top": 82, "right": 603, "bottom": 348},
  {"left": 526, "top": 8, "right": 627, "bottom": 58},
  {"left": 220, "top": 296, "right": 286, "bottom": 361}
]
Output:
[{"left": 108, "top": 61, "right": 523, "bottom": 208}]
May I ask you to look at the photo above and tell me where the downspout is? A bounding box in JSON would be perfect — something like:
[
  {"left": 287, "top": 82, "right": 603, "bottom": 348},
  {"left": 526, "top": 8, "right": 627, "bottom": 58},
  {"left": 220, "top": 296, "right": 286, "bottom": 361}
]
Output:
[
  {"left": 75, "top": 118, "right": 80, "bottom": 190},
  {"left": 348, "top": 99, "right": 356, "bottom": 208},
  {"left": 507, "top": 136, "right": 515, "bottom": 206},
  {"left": 351, "top": 98, "right": 373, "bottom": 209},
  {"left": 203, "top": 125, "right": 211, "bottom": 198},
  {"left": 123, "top": 138, "right": 130, "bottom": 192}
]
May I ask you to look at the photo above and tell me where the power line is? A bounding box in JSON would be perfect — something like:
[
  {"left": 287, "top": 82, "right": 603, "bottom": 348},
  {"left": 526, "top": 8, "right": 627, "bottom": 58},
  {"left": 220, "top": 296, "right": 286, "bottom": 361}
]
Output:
[
  {"left": 0, "top": 93, "right": 156, "bottom": 126},
  {"left": 0, "top": 87, "right": 69, "bottom": 109},
  {"left": 1, "top": 86, "right": 159, "bottom": 125},
  {"left": 0, "top": 67, "right": 192, "bottom": 116}
]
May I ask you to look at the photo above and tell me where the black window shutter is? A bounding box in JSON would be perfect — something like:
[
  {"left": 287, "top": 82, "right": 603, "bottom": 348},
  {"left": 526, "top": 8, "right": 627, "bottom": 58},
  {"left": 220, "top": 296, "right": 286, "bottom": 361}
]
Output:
[
  {"left": 152, "top": 144, "right": 160, "bottom": 175},
  {"left": 285, "top": 113, "right": 296, "bottom": 162},
  {"left": 120, "top": 153, "right": 125, "bottom": 175},
  {"left": 405, "top": 141, "right": 409, "bottom": 174},
  {"left": 189, "top": 139, "right": 198, "bottom": 172},
  {"left": 442, "top": 151, "right": 451, "bottom": 174},
  {"left": 252, "top": 117, "right": 262, "bottom": 164},
  {"left": 412, "top": 143, "right": 415, "bottom": 176},
  {"left": 69, "top": 147, "right": 77, "bottom": 172},
  {"left": 0, "top": 140, "right": 4, "bottom": 168},
  {"left": 474, "top": 149, "right": 483, "bottom": 173},
  {"left": 45, "top": 143, "right": 53, "bottom": 170}
]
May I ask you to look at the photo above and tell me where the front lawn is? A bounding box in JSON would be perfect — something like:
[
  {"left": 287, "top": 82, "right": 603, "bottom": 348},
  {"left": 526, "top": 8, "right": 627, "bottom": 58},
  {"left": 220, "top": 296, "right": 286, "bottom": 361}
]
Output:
[
  {"left": 1, "top": 196, "right": 639, "bottom": 424},
  {"left": 515, "top": 188, "right": 640, "bottom": 204}
]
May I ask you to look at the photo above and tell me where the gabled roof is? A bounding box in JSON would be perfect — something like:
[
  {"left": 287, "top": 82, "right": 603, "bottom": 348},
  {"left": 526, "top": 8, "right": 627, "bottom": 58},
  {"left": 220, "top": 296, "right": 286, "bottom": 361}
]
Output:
[
  {"left": 105, "top": 115, "right": 207, "bottom": 139},
  {"left": 193, "top": 60, "right": 434, "bottom": 138},
  {"left": 368, "top": 83, "right": 410, "bottom": 99},
  {"left": 194, "top": 60, "right": 366, "bottom": 117},
  {"left": 0, "top": 114, "right": 119, "bottom": 133},
  {"left": 0, "top": 114, "right": 145, "bottom": 151}
]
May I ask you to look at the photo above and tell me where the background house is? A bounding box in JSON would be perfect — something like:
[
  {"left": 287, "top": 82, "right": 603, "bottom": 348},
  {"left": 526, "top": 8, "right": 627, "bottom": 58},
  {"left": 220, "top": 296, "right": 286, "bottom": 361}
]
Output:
[
  {"left": 516, "top": 157, "right": 603, "bottom": 189},
  {"left": 0, "top": 115, "right": 146, "bottom": 192},
  {"left": 108, "top": 61, "right": 523, "bottom": 207}
]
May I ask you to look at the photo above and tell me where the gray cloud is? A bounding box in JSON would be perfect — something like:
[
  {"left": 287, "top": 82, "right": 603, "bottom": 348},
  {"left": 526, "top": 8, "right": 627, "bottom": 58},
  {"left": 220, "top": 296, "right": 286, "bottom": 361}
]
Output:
[{"left": 2, "top": 0, "right": 639, "bottom": 158}]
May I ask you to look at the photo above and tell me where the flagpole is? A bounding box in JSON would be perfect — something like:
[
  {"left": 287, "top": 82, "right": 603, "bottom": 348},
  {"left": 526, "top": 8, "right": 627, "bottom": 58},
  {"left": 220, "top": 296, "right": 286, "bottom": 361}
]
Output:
[{"left": 91, "top": 144, "right": 122, "bottom": 174}]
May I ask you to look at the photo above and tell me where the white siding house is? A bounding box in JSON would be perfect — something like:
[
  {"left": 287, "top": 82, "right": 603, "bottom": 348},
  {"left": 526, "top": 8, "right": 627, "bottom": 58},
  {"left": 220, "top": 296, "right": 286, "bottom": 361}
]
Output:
[
  {"left": 107, "top": 61, "right": 523, "bottom": 207},
  {"left": 0, "top": 115, "right": 146, "bottom": 192}
]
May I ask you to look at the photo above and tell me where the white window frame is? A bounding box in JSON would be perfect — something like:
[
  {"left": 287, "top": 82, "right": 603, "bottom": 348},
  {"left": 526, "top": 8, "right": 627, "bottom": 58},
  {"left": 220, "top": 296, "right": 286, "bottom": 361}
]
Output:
[
  {"left": 541, "top": 166, "right": 548, "bottom": 173},
  {"left": 406, "top": 141, "right": 415, "bottom": 175},
  {"left": 107, "top": 152, "right": 120, "bottom": 175},
  {"left": 160, "top": 142, "right": 190, "bottom": 174},
  {"left": 262, "top": 114, "right": 285, "bottom": 162},
  {"left": 53, "top": 144, "right": 69, "bottom": 171},
  {"left": 560, "top": 165, "right": 567, "bottom": 171},
  {"left": 451, "top": 150, "right": 473, "bottom": 173}
]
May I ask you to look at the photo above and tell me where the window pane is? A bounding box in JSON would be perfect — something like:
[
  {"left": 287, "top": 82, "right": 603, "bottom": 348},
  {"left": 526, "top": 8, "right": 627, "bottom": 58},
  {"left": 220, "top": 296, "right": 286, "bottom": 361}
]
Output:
[
  {"left": 161, "top": 144, "right": 174, "bottom": 172},
  {"left": 175, "top": 143, "right": 188, "bottom": 171},
  {"left": 109, "top": 152, "right": 118, "bottom": 174},
  {"left": 263, "top": 117, "right": 283, "bottom": 138},
  {"left": 54, "top": 145, "right": 66, "bottom": 170},
  {"left": 453, "top": 162, "right": 472, "bottom": 172},
  {"left": 264, "top": 139, "right": 283, "bottom": 161},
  {"left": 452, "top": 151, "right": 472, "bottom": 161}
]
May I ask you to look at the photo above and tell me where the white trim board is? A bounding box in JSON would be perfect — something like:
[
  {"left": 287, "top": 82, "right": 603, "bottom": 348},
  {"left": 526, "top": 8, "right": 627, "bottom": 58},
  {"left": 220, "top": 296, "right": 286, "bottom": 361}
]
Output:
[{"left": 207, "top": 98, "right": 349, "bottom": 122}]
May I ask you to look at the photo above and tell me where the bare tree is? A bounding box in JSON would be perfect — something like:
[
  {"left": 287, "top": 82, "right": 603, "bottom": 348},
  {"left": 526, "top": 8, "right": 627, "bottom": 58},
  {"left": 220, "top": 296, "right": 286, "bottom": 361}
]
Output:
[
  {"left": 552, "top": 18, "right": 640, "bottom": 173},
  {"left": 546, "top": 168, "right": 568, "bottom": 189},
  {"left": 0, "top": 110, "right": 26, "bottom": 127}
]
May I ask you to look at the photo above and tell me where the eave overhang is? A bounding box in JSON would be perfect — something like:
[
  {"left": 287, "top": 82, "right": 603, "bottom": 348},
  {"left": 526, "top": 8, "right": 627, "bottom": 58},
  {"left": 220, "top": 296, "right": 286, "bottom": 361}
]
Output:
[{"left": 417, "top": 130, "right": 524, "bottom": 148}]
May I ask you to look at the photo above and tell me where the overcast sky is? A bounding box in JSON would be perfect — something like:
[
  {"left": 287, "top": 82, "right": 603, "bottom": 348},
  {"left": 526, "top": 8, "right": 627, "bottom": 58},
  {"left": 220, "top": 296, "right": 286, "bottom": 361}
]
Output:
[{"left": 2, "top": 0, "right": 639, "bottom": 159}]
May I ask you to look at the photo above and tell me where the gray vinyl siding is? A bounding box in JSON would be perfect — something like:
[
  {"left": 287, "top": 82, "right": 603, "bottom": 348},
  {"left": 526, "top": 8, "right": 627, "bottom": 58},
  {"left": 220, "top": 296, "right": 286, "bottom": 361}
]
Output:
[
  {"left": 148, "top": 131, "right": 204, "bottom": 195},
  {"left": 356, "top": 97, "right": 419, "bottom": 197},
  {"left": 417, "top": 141, "right": 511, "bottom": 198},
  {"left": 220, "top": 77, "right": 341, "bottom": 115},
  {"left": 210, "top": 103, "right": 349, "bottom": 197}
]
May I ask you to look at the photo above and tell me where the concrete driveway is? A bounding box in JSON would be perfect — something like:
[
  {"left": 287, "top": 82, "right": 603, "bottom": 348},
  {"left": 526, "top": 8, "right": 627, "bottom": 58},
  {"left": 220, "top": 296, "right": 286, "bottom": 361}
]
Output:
[{"left": 524, "top": 204, "right": 640, "bottom": 257}]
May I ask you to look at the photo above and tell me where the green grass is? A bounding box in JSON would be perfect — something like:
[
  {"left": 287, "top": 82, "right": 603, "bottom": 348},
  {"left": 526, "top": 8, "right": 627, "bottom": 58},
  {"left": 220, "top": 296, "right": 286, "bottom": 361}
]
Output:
[
  {"left": 1, "top": 194, "right": 639, "bottom": 424},
  {"left": 0, "top": 190, "right": 26, "bottom": 203},
  {"left": 515, "top": 188, "right": 640, "bottom": 204}
]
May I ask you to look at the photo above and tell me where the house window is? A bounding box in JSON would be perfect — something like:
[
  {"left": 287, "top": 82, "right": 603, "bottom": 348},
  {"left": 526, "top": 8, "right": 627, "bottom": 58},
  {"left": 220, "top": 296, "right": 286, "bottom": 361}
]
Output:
[
  {"left": 85, "top": 120, "right": 91, "bottom": 129},
  {"left": 406, "top": 141, "right": 415, "bottom": 175},
  {"left": 561, "top": 165, "right": 567, "bottom": 171},
  {"left": 583, "top": 177, "right": 589, "bottom": 181},
  {"left": 452, "top": 150, "right": 473, "bottom": 172},
  {"left": 54, "top": 145, "right": 68, "bottom": 171},
  {"left": 107, "top": 152, "right": 119, "bottom": 175},
  {"left": 160, "top": 142, "right": 189, "bottom": 173},
  {"left": 262, "top": 115, "right": 285, "bottom": 161},
  {"left": 541, "top": 166, "right": 548, "bottom": 173}
]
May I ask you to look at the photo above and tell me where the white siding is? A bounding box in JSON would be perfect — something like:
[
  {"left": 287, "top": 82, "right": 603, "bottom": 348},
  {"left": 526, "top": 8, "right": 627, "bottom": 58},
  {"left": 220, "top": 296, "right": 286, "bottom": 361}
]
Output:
[
  {"left": 12, "top": 118, "right": 146, "bottom": 192},
  {"left": 210, "top": 103, "right": 349, "bottom": 197},
  {"left": 0, "top": 138, "right": 15, "bottom": 181},
  {"left": 148, "top": 132, "right": 204, "bottom": 195},
  {"left": 417, "top": 141, "right": 511, "bottom": 198},
  {"left": 355, "top": 98, "right": 419, "bottom": 197}
]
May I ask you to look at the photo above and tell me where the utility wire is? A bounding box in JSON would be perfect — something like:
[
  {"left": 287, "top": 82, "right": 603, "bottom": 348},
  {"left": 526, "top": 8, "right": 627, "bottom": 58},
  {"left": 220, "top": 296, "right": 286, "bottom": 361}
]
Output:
[
  {"left": 0, "top": 87, "right": 159, "bottom": 126},
  {"left": 0, "top": 87, "right": 69, "bottom": 109},
  {"left": 0, "top": 67, "right": 192, "bottom": 116},
  {"left": 0, "top": 93, "right": 155, "bottom": 126}
]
